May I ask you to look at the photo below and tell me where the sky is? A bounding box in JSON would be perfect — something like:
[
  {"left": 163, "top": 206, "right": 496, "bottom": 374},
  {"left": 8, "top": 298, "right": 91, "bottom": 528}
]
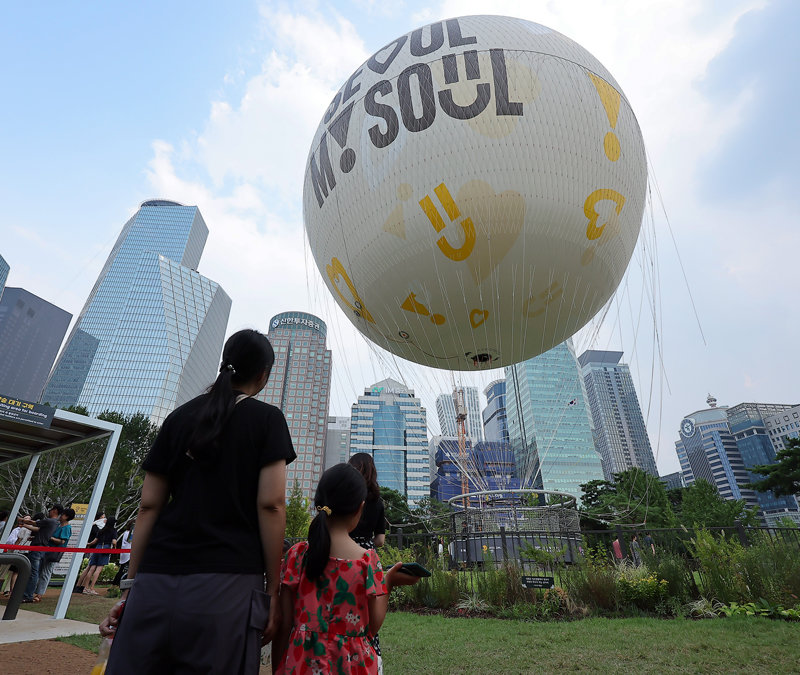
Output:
[{"left": 1, "top": 0, "right": 798, "bottom": 477}]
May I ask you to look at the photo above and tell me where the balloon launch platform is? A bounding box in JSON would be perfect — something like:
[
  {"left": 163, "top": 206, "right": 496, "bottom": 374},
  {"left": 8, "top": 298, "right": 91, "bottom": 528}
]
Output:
[{"left": 446, "top": 489, "right": 581, "bottom": 565}]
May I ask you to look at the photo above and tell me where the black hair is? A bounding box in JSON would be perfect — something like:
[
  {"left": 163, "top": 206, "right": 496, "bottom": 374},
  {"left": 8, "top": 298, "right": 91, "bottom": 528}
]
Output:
[
  {"left": 49, "top": 503, "right": 64, "bottom": 515},
  {"left": 348, "top": 452, "right": 380, "bottom": 501},
  {"left": 189, "top": 329, "right": 274, "bottom": 463},
  {"left": 0, "top": 511, "right": 9, "bottom": 521},
  {"left": 305, "top": 464, "right": 367, "bottom": 580},
  {"left": 33, "top": 512, "right": 44, "bottom": 521},
  {"left": 63, "top": 508, "right": 76, "bottom": 521}
]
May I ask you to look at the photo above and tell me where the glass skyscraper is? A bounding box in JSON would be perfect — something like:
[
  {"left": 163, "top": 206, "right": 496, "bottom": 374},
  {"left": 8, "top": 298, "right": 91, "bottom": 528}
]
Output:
[
  {"left": 41, "top": 200, "right": 231, "bottom": 423},
  {"left": 482, "top": 379, "right": 509, "bottom": 443},
  {"left": 256, "top": 311, "right": 332, "bottom": 499},
  {"left": 579, "top": 350, "right": 658, "bottom": 480},
  {"left": 505, "top": 339, "right": 603, "bottom": 499},
  {"left": 350, "top": 378, "right": 429, "bottom": 506},
  {"left": 0, "top": 288, "right": 72, "bottom": 402},
  {"left": 436, "top": 387, "right": 483, "bottom": 443},
  {"left": 0, "top": 254, "right": 9, "bottom": 300}
]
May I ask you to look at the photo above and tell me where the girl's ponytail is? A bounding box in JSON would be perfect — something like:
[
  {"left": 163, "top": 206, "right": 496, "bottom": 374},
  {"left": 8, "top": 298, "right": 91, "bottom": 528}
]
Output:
[{"left": 305, "top": 464, "right": 368, "bottom": 580}]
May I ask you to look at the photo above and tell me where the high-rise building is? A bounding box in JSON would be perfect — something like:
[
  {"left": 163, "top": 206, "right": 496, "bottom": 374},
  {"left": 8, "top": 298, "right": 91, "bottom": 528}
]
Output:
[
  {"left": 675, "top": 396, "right": 761, "bottom": 512},
  {"left": 325, "top": 416, "right": 351, "bottom": 470},
  {"left": 0, "top": 254, "right": 9, "bottom": 300},
  {"left": 350, "top": 378, "right": 429, "bottom": 506},
  {"left": 430, "top": 436, "right": 519, "bottom": 504},
  {"left": 41, "top": 200, "right": 231, "bottom": 423},
  {"left": 659, "top": 471, "right": 685, "bottom": 491},
  {"left": 578, "top": 350, "right": 658, "bottom": 480},
  {"left": 482, "top": 379, "right": 509, "bottom": 444},
  {"left": 727, "top": 402, "right": 800, "bottom": 526},
  {"left": 256, "top": 312, "right": 332, "bottom": 499},
  {"left": 764, "top": 404, "right": 800, "bottom": 452},
  {"left": 436, "top": 386, "right": 483, "bottom": 443},
  {"left": 0, "top": 288, "right": 72, "bottom": 402},
  {"left": 505, "top": 339, "right": 603, "bottom": 499}
]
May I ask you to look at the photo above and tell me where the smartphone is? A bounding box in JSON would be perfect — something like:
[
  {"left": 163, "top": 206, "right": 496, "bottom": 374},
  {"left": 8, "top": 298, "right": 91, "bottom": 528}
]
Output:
[{"left": 398, "top": 562, "right": 431, "bottom": 577}]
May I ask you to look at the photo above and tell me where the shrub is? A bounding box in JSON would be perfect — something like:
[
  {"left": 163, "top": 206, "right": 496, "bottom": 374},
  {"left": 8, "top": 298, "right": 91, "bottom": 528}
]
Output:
[
  {"left": 616, "top": 567, "right": 669, "bottom": 612},
  {"left": 648, "top": 551, "right": 697, "bottom": 603},
  {"left": 562, "top": 560, "right": 618, "bottom": 612}
]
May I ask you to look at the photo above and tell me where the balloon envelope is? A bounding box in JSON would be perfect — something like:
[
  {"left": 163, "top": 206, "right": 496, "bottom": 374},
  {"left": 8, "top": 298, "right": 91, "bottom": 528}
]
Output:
[{"left": 303, "top": 15, "right": 647, "bottom": 369}]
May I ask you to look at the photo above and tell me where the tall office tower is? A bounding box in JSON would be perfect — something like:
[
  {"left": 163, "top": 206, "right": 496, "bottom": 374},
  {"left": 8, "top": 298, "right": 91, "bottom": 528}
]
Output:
[
  {"left": 325, "top": 416, "right": 351, "bottom": 470},
  {"left": 256, "top": 312, "right": 332, "bottom": 499},
  {"left": 765, "top": 404, "right": 800, "bottom": 453},
  {"left": 578, "top": 350, "right": 658, "bottom": 480},
  {"left": 350, "top": 378, "right": 429, "bottom": 506},
  {"left": 505, "top": 339, "right": 603, "bottom": 499},
  {"left": 0, "top": 288, "right": 72, "bottom": 401},
  {"left": 659, "top": 471, "right": 685, "bottom": 491},
  {"left": 483, "top": 379, "right": 509, "bottom": 443},
  {"left": 675, "top": 396, "right": 761, "bottom": 514},
  {"left": 727, "top": 402, "right": 800, "bottom": 526},
  {"left": 430, "top": 436, "right": 519, "bottom": 504},
  {"left": 0, "top": 254, "right": 9, "bottom": 300},
  {"left": 436, "top": 386, "right": 483, "bottom": 443},
  {"left": 41, "top": 200, "right": 231, "bottom": 423}
]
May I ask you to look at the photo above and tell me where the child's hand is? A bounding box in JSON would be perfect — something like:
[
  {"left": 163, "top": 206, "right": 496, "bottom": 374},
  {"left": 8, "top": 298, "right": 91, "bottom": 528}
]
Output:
[{"left": 385, "top": 562, "right": 420, "bottom": 591}]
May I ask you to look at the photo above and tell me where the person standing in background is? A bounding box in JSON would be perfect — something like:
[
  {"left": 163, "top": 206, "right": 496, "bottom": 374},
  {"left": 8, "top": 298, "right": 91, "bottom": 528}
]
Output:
[
  {"left": 20, "top": 504, "right": 62, "bottom": 603},
  {"left": 83, "top": 516, "right": 118, "bottom": 595},
  {"left": 112, "top": 526, "right": 134, "bottom": 586},
  {"left": 34, "top": 507, "right": 76, "bottom": 601}
]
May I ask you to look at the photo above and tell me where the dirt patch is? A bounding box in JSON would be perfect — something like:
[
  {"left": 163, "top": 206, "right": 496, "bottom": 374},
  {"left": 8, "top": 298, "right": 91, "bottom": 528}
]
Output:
[{"left": 0, "top": 639, "right": 96, "bottom": 674}]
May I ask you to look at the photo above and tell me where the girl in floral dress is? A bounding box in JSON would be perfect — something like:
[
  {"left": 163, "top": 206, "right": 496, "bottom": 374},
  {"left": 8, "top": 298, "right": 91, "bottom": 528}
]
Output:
[{"left": 273, "top": 464, "right": 418, "bottom": 674}]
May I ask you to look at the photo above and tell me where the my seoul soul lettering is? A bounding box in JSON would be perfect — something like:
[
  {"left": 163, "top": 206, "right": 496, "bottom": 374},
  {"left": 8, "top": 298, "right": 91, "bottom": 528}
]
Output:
[{"left": 310, "top": 19, "right": 523, "bottom": 208}]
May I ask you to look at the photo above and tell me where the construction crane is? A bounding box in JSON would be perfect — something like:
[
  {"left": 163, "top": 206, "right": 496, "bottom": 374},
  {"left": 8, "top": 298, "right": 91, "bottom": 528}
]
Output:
[{"left": 453, "top": 387, "right": 470, "bottom": 500}]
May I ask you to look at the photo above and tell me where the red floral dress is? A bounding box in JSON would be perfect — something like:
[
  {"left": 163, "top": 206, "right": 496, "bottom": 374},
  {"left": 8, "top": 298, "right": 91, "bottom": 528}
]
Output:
[{"left": 277, "top": 541, "right": 387, "bottom": 675}]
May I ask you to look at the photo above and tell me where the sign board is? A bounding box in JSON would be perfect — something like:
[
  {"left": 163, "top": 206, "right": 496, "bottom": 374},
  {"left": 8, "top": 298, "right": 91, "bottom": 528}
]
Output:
[
  {"left": 54, "top": 503, "right": 88, "bottom": 576},
  {"left": 521, "top": 575, "right": 555, "bottom": 589},
  {"left": 0, "top": 394, "right": 55, "bottom": 429}
]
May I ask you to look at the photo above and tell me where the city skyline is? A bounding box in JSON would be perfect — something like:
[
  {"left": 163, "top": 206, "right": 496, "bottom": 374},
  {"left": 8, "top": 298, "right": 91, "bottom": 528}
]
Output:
[{"left": 2, "top": 2, "right": 798, "bottom": 477}]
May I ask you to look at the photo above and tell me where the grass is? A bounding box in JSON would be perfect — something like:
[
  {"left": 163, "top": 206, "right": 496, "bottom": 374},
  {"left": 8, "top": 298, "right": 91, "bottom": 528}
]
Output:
[
  {"left": 57, "top": 634, "right": 103, "bottom": 654},
  {"left": 380, "top": 613, "right": 800, "bottom": 674},
  {"left": 0, "top": 585, "right": 117, "bottom": 625}
]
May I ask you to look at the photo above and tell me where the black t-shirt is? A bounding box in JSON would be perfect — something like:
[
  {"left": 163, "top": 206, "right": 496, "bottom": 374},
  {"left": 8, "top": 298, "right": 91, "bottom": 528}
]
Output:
[
  {"left": 31, "top": 517, "right": 58, "bottom": 546},
  {"left": 139, "top": 393, "right": 295, "bottom": 575},
  {"left": 96, "top": 527, "right": 117, "bottom": 547},
  {"left": 350, "top": 498, "right": 386, "bottom": 542}
]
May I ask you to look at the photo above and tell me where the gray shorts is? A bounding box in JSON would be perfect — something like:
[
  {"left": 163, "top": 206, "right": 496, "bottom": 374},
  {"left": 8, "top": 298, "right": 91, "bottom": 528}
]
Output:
[{"left": 106, "top": 572, "right": 269, "bottom": 675}]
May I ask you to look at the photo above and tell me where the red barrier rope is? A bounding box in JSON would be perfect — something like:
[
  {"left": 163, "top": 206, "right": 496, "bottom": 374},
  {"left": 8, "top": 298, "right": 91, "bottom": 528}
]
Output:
[{"left": 1, "top": 544, "right": 126, "bottom": 554}]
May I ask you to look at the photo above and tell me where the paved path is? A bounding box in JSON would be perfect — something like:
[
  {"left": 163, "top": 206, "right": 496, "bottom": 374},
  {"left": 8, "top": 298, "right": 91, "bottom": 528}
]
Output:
[{"left": 0, "top": 609, "right": 97, "bottom": 644}]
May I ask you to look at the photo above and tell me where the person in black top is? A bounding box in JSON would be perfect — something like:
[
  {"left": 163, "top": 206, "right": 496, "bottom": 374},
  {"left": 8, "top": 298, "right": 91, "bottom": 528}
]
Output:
[
  {"left": 100, "top": 329, "right": 295, "bottom": 674},
  {"left": 20, "top": 504, "right": 62, "bottom": 602},
  {"left": 348, "top": 453, "right": 386, "bottom": 550},
  {"left": 348, "top": 452, "right": 387, "bottom": 661},
  {"left": 83, "top": 516, "right": 118, "bottom": 595}
]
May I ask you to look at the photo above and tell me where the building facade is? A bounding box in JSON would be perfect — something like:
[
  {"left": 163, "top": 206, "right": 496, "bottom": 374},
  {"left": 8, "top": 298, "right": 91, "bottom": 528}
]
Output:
[
  {"left": 41, "top": 200, "right": 230, "bottom": 424},
  {"left": 727, "top": 402, "right": 799, "bottom": 526},
  {"left": 325, "top": 416, "right": 351, "bottom": 471},
  {"left": 256, "top": 311, "right": 332, "bottom": 500},
  {"left": 430, "top": 436, "right": 519, "bottom": 504},
  {"left": 350, "top": 378, "right": 429, "bottom": 506},
  {"left": 0, "top": 288, "right": 72, "bottom": 402},
  {"left": 436, "top": 386, "right": 483, "bottom": 443},
  {"left": 764, "top": 404, "right": 800, "bottom": 452},
  {"left": 505, "top": 339, "right": 603, "bottom": 499},
  {"left": 659, "top": 471, "right": 685, "bottom": 491},
  {"left": 482, "top": 379, "right": 509, "bottom": 444},
  {"left": 0, "top": 254, "right": 9, "bottom": 300},
  {"left": 578, "top": 350, "right": 658, "bottom": 480}
]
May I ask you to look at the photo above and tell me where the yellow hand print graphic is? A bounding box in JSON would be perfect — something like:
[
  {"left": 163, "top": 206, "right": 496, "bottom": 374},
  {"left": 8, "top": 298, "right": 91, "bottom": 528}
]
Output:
[{"left": 419, "top": 182, "right": 476, "bottom": 262}]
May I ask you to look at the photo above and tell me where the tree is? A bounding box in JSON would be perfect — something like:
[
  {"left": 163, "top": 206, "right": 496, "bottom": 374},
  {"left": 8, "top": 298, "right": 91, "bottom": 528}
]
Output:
[
  {"left": 97, "top": 411, "right": 159, "bottom": 526},
  {"left": 285, "top": 479, "right": 311, "bottom": 538},
  {"left": 379, "top": 486, "right": 413, "bottom": 532},
  {"left": 749, "top": 437, "right": 800, "bottom": 497},
  {"left": 579, "top": 468, "right": 676, "bottom": 528},
  {"left": 677, "top": 479, "right": 758, "bottom": 528},
  {"left": 412, "top": 496, "right": 453, "bottom": 532}
]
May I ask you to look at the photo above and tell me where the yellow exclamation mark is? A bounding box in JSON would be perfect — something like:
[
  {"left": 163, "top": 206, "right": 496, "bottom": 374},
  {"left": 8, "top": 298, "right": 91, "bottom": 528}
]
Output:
[{"left": 588, "top": 72, "right": 621, "bottom": 162}]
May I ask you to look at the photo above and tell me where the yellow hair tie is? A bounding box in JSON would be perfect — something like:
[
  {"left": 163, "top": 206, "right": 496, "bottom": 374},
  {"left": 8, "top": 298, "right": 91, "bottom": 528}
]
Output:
[{"left": 317, "top": 506, "right": 332, "bottom": 516}]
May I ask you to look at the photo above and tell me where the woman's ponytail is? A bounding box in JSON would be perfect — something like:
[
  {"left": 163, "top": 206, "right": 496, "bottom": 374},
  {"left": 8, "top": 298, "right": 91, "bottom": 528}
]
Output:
[
  {"left": 305, "top": 464, "right": 368, "bottom": 580},
  {"left": 188, "top": 329, "right": 273, "bottom": 463}
]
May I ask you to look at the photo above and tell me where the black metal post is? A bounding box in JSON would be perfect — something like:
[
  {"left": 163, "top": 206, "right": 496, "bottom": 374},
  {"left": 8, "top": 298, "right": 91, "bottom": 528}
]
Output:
[
  {"left": 734, "top": 520, "right": 749, "bottom": 547},
  {"left": 499, "top": 525, "right": 509, "bottom": 562},
  {"left": 397, "top": 526, "right": 404, "bottom": 550},
  {"left": 1, "top": 553, "right": 32, "bottom": 621}
]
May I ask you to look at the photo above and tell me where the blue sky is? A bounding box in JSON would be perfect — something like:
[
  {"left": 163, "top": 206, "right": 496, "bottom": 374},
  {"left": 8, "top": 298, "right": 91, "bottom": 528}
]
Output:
[{"left": 1, "top": 0, "right": 798, "bottom": 475}]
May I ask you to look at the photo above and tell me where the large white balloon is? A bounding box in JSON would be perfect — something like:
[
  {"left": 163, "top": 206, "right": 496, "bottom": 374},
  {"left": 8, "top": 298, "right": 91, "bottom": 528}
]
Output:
[{"left": 303, "top": 15, "right": 647, "bottom": 370}]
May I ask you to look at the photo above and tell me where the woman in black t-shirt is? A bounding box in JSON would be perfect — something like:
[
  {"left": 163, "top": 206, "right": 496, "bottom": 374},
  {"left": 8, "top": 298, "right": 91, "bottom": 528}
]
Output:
[
  {"left": 348, "top": 452, "right": 387, "bottom": 662},
  {"left": 83, "top": 516, "right": 117, "bottom": 595},
  {"left": 100, "top": 329, "right": 295, "bottom": 674}
]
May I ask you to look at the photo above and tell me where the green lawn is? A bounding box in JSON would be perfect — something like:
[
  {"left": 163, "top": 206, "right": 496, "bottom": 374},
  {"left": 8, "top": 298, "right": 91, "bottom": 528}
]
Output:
[
  {"left": 0, "top": 585, "right": 117, "bottom": 625},
  {"left": 380, "top": 613, "right": 800, "bottom": 674}
]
